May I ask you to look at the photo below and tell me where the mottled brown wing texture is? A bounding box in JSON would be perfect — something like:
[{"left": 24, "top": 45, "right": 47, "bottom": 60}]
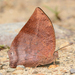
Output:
[{"left": 8, "top": 7, "right": 56, "bottom": 68}]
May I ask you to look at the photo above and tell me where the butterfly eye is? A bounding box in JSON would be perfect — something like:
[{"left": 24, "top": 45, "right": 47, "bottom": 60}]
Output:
[{"left": 10, "top": 52, "right": 13, "bottom": 55}]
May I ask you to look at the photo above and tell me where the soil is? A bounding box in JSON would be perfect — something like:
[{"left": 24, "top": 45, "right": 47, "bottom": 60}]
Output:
[{"left": 0, "top": 0, "right": 75, "bottom": 75}]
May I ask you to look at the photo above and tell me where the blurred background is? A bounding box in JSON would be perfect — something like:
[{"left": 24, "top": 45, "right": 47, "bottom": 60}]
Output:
[{"left": 0, "top": 0, "right": 75, "bottom": 31}]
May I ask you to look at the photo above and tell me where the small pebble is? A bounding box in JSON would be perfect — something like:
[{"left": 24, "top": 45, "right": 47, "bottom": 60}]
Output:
[
  {"left": 32, "top": 71, "right": 38, "bottom": 74},
  {"left": 48, "top": 65, "right": 58, "bottom": 69},
  {"left": 70, "top": 65, "right": 73, "bottom": 68},
  {"left": 16, "top": 65, "right": 25, "bottom": 70},
  {"left": 17, "top": 65, "right": 25, "bottom": 68},
  {"left": 25, "top": 69, "right": 28, "bottom": 71},
  {"left": 16, "top": 67, "right": 24, "bottom": 70},
  {"left": 7, "top": 68, "right": 16, "bottom": 72},
  {"left": 70, "top": 68, "right": 75, "bottom": 74}
]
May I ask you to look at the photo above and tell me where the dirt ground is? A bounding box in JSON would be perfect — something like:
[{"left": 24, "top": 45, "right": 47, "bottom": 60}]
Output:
[
  {"left": 0, "top": 0, "right": 75, "bottom": 31},
  {"left": 0, "top": 0, "right": 75, "bottom": 75}
]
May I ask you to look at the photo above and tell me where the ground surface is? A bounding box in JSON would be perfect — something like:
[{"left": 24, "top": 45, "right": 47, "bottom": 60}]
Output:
[
  {"left": 0, "top": 36, "right": 75, "bottom": 75},
  {"left": 0, "top": 0, "right": 75, "bottom": 75}
]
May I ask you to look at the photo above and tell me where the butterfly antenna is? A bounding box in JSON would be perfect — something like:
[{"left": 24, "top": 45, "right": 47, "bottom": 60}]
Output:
[{"left": 55, "top": 42, "right": 74, "bottom": 52}]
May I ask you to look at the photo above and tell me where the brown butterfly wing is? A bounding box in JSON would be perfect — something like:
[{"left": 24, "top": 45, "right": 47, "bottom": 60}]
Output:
[{"left": 8, "top": 7, "right": 56, "bottom": 67}]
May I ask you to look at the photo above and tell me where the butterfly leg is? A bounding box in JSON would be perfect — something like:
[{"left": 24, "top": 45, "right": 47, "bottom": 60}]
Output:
[{"left": 53, "top": 60, "right": 56, "bottom": 65}]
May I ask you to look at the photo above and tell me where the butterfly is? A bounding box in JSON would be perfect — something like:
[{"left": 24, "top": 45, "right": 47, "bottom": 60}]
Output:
[{"left": 8, "top": 7, "right": 58, "bottom": 68}]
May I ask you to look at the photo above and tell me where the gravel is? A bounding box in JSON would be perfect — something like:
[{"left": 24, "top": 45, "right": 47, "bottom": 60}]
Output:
[{"left": 70, "top": 68, "right": 75, "bottom": 74}]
